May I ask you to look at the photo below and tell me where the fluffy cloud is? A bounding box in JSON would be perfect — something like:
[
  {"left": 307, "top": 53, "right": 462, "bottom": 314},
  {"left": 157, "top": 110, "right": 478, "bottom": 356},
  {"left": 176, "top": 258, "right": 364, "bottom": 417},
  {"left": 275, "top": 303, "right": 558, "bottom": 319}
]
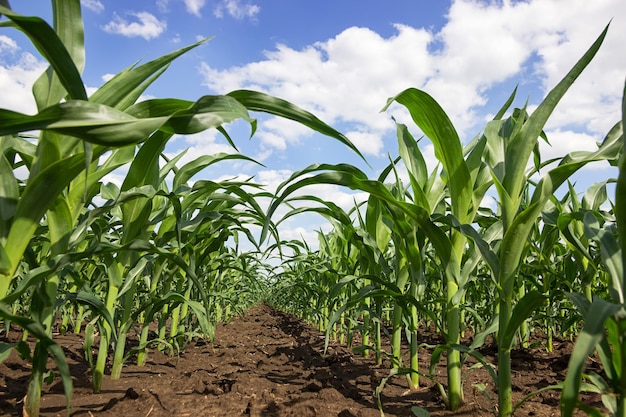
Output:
[
  {"left": 442, "top": 0, "right": 625, "bottom": 137},
  {"left": 80, "top": 0, "right": 104, "bottom": 13},
  {"left": 344, "top": 131, "right": 385, "bottom": 157},
  {"left": 0, "top": 39, "right": 47, "bottom": 114},
  {"left": 103, "top": 12, "right": 166, "bottom": 40},
  {"left": 184, "top": 0, "right": 206, "bottom": 16},
  {"left": 199, "top": 0, "right": 625, "bottom": 163},
  {"left": 0, "top": 35, "right": 17, "bottom": 53},
  {"left": 214, "top": 0, "right": 260, "bottom": 20}
]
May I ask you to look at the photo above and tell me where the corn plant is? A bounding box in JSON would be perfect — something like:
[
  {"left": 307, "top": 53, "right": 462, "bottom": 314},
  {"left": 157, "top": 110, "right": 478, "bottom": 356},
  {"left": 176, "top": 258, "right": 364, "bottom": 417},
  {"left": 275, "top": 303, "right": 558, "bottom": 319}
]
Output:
[
  {"left": 261, "top": 23, "right": 619, "bottom": 416},
  {"left": 462, "top": 24, "right": 621, "bottom": 416},
  {"left": 0, "top": 2, "right": 364, "bottom": 416},
  {"left": 559, "top": 83, "right": 625, "bottom": 417}
]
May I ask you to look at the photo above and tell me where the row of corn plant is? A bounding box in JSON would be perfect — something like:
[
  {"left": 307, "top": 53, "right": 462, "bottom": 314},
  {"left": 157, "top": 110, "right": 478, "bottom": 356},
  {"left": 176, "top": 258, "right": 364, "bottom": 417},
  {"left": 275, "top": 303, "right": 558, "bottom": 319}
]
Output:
[
  {"left": 0, "top": 2, "right": 367, "bottom": 416},
  {"left": 1, "top": 2, "right": 623, "bottom": 417},
  {"left": 262, "top": 23, "right": 622, "bottom": 416}
]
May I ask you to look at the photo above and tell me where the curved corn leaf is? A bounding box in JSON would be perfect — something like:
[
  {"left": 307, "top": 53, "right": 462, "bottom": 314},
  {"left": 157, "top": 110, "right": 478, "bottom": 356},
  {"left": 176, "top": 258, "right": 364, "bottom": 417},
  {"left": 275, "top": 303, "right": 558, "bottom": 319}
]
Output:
[
  {"left": 90, "top": 38, "right": 210, "bottom": 110},
  {"left": 173, "top": 152, "right": 262, "bottom": 191},
  {"left": 561, "top": 298, "right": 620, "bottom": 417},
  {"left": 382, "top": 87, "right": 471, "bottom": 223},
  {"left": 502, "top": 23, "right": 609, "bottom": 206},
  {"left": 0, "top": 305, "right": 72, "bottom": 412},
  {"left": 33, "top": 0, "right": 85, "bottom": 109},
  {"left": 500, "top": 291, "right": 546, "bottom": 350},
  {"left": 0, "top": 5, "right": 86, "bottom": 101},
  {"left": 227, "top": 89, "right": 367, "bottom": 163}
]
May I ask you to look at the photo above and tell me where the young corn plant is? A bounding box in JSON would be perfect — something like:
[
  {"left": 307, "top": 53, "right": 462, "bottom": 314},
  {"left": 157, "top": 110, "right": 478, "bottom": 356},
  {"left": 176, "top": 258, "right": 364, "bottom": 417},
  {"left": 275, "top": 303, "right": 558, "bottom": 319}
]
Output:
[
  {"left": 464, "top": 24, "right": 620, "bottom": 416},
  {"left": 0, "top": 2, "right": 364, "bottom": 415},
  {"left": 560, "top": 83, "right": 625, "bottom": 417},
  {"left": 263, "top": 81, "right": 507, "bottom": 409}
]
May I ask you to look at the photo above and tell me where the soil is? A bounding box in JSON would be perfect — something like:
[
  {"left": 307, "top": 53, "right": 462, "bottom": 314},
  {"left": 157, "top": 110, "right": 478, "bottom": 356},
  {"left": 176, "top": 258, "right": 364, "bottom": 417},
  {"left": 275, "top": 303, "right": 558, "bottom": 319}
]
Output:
[{"left": 0, "top": 303, "right": 602, "bottom": 417}]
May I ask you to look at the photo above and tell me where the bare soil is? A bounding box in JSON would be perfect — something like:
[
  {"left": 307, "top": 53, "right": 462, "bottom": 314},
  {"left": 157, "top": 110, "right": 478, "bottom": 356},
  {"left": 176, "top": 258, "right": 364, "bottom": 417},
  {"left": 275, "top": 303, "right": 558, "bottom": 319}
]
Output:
[{"left": 0, "top": 303, "right": 601, "bottom": 416}]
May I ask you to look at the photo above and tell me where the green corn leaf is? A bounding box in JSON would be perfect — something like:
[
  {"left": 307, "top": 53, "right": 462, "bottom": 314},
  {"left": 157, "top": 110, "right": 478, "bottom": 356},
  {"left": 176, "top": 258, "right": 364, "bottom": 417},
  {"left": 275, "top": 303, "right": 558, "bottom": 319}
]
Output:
[
  {"left": 90, "top": 38, "right": 210, "bottom": 110},
  {"left": 118, "top": 258, "right": 149, "bottom": 299},
  {"left": 0, "top": 5, "right": 87, "bottom": 101},
  {"left": 0, "top": 342, "right": 11, "bottom": 363},
  {"left": 67, "top": 145, "right": 135, "bottom": 219},
  {"left": 173, "top": 153, "right": 262, "bottom": 191},
  {"left": 617, "top": 80, "right": 626, "bottom": 285},
  {"left": 65, "top": 291, "right": 116, "bottom": 342},
  {"left": 0, "top": 244, "right": 10, "bottom": 275},
  {"left": 0, "top": 305, "right": 72, "bottom": 412},
  {"left": 500, "top": 291, "right": 546, "bottom": 350},
  {"left": 47, "top": 196, "right": 73, "bottom": 256},
  {"left": 497, "top": 121, "right": 622, "bottom": 294},
  {"left": 382, "top": 87, "right": 471, "bottom": 222},
  {"left": 0, "top": 152, "right": 18, "bottom": 241},
  {"left": 0, "top": 0, "right": 10, "bottom": 13},
  {"left": 583, "top": 211, "right": 623, "bottom": 303},
  {"left": 0, "top": 95, "right": 257, "bottom": 146},
  {"left": 127, "top": 95, "right": 255, "bottom": 135},
  {"left": 582, "top": 181, "right": 610, "bottom": 211},
  {"left": 395, "top": 121, "right": 431, "bottom": 210},
  {"left": 561, "top": 298, "right": 621, "bottom": 417},
  {"left": 33, "top": 0, "right": 85, "bottom": 109},
  {"left": 227, "top": 89, "right": 367, "bottom": 163},
  {"left": 502, "top": 23, "right": 609, "bottom": 206},
  {"left": 557, "top": 212, "right": 595, "bottom": 264},
  {"left": 1, "top": 153, "right": 88, "bottom": 292},
  {"left": 0, "top": 101, "right": 165, "bottom": 145}
]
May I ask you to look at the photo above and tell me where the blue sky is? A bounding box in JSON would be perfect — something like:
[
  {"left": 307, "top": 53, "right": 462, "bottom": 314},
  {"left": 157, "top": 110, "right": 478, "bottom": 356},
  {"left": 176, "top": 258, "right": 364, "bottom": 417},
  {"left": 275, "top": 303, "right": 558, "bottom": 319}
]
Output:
[{"left": 1, "top": 0, "right": 625, "bottom": 247}]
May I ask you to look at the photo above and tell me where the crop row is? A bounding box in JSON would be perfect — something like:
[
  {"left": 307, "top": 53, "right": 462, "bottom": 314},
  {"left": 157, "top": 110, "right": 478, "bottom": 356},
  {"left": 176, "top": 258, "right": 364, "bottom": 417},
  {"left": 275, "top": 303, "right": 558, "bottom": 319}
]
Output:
[{"left": 0, "top": 2, "right": 624, "bottom": 417}]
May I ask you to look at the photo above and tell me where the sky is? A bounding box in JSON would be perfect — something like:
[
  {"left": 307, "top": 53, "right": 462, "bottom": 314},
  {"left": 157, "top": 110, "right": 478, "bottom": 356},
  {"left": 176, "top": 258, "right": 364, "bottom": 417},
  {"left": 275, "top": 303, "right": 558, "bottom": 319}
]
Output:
[{"left": 0, "top": 0, "right": 625, "bottom": 250}]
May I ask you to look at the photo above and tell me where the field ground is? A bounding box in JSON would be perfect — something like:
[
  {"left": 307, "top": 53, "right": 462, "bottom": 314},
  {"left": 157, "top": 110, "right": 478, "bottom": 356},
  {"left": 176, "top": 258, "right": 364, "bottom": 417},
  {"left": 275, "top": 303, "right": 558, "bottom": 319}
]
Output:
[{"left": 0, "top": 303, "right": 601, "bottom": 416}]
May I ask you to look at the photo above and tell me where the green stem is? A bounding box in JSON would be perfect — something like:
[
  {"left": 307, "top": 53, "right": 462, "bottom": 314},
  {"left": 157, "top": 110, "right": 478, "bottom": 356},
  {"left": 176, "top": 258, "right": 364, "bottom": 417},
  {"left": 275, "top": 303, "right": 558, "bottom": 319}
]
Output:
[
  {"left": 362, "top": 306, "right": 370, "bottom": 357},
  {"left": 93, "top": 278, "right": 119, "bottom": 392},
  {"left": 518, "top": 282, "right": 529, "bottom": 348},
  {"left": 407, "top": 280, "right": 419, "bottom": 390},
  {"left": 23, "top": 343, "right": 48, "bottom": 417},
  {"left": 391, "top": 303, "right": 403, "bottom": 370},
  {"left": 136, "top": 313, "right": 150, "bottom": 366},
  {"left": 93, "top": 332, "right": 108, "bottom": 393},
  {"left": 375, "top": 301, "right": 383, "bottom": 366},
  {"left": 498, "top": 296, "right": 513, "bottom": 417},
  {"left": 110, "top": 332, "right": 126, "bottom": 379},
  {"left": 110, "top": 285, "right": 134, "bottom": 379},
  {"left": 446, "top": 280, "right": 463, "bottom": 410}
]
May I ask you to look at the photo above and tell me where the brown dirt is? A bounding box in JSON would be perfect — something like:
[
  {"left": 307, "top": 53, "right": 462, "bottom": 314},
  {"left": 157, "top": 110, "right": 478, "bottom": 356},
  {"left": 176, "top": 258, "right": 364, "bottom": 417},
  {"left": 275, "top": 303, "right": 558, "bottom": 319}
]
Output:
[{"left": 0, "top": 303, "right": 602, "bottom": 417}]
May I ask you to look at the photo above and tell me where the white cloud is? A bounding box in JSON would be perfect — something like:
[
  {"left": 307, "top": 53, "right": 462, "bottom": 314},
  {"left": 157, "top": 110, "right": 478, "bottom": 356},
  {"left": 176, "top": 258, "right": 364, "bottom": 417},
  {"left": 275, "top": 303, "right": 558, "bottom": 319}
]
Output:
[
  {"left": 539, "top": 129, "right": 602, "bottom": 162},
  {"left": 199, "top": 25, "right": 432, "bottom": 156},
  {"left": 0, "top": 35, "right": 18, "bottom": 53},
  {"left": 199, "top": 0, "right": 624, "bottom": 166},
  {"left": 255, "top": 169, "right": 293, "bottom": 193},
  {"left": 440, "top": 0, "right": 625, "bottom": 138},
  {"left": 0, "top": 46, "right": 47, "bottom": 114},
  {"left": 255, "top": 116, "right": 317, "bottom": 151},
  {"left": 214, "top": 0, "right": 260, "bottom": 20},
  {"left": 80, "top": 0, "right": 104, "bottom": 13},
  {"left": 184, "top": 0, "right": 206, "bottom": 16},
  {"left": 345, "top": 130, "right": 384, "bottom": 157},
  {"left": 102, "top": 12, "right": 166, "bottom": 40}
]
